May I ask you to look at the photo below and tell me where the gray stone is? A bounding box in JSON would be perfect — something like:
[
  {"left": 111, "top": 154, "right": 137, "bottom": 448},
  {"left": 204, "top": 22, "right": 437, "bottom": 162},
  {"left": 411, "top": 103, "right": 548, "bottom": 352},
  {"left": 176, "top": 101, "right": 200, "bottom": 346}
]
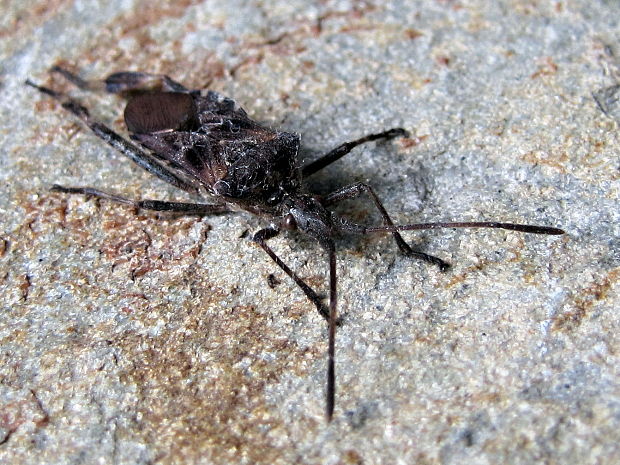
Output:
[{"left": 1, "top": 1, "right": 618, "bottom": 464}]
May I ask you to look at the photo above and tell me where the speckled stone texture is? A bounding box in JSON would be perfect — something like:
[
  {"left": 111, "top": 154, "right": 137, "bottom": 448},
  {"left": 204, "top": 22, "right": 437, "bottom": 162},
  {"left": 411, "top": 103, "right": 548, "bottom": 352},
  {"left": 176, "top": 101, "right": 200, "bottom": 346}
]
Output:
[{"left": 1, "top": 1, "right": 618, "bottom": 464}]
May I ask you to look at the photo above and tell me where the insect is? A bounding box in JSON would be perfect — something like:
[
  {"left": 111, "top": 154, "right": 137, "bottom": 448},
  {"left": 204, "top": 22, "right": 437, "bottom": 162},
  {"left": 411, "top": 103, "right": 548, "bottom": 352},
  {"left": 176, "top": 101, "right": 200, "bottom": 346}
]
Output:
[{"left": 26, "top": 67, "right": 564, "bottom": 421}]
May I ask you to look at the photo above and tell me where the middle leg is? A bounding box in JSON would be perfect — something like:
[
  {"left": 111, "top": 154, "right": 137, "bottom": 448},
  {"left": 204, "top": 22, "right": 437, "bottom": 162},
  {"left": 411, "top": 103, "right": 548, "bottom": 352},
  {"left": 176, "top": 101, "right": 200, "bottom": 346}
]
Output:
[{"left": 301, "top": 128, "right": 408, "bottom": 178}]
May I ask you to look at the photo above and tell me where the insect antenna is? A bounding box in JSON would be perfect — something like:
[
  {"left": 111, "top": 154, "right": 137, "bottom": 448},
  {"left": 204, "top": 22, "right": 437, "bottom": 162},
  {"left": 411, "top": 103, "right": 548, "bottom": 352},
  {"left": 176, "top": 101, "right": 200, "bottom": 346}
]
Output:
[
  {"left": 362, "top": 221, "right": 565, "bottom": 235},
  {"left": 326, "top": 244, "right": 337, "bottom": 422}
]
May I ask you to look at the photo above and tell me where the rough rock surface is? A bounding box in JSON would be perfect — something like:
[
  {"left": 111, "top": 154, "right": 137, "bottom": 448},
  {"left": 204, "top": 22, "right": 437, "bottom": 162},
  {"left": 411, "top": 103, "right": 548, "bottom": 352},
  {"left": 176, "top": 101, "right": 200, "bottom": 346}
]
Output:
[{"left": 1, "top": 1, "right": 618, "bottom": 464}]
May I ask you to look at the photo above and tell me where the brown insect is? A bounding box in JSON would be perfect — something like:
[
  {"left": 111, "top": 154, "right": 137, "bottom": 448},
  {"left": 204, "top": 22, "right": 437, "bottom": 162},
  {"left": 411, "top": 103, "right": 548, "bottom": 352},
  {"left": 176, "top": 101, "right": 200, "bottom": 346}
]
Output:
[{"left": 26, "top": 67, "right": 564, "bottom": 421}]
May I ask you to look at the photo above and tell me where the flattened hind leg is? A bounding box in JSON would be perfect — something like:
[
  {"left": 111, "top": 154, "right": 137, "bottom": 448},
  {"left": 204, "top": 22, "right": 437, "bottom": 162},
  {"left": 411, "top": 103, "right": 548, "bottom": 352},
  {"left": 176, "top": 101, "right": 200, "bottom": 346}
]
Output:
[
  {"left": 24, "top": 79, "right": 197, "bottom": 192},
  {"left": 50, "top": 66, "right": 189, "bottom": 94}
]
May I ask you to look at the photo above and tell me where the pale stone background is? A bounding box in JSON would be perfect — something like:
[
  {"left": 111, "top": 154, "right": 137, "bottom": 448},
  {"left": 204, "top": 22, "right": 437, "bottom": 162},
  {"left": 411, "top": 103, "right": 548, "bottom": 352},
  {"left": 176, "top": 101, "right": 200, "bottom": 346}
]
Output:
[{"left": 0, "top": 1, "right": 618, "bottom": 464}]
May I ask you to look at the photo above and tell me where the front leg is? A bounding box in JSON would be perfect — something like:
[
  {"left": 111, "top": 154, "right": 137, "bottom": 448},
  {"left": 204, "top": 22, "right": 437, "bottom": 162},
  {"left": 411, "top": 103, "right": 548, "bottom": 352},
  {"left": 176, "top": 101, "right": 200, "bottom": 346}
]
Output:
[
  {"left": 324, "top": 182, "right": 450, "bottom": 270},
  {"left": 253, "top": 227, "right": 330, "bottom": 321},
  {"left": 253, "top": 227, "right": 338, "bottom": 420}
]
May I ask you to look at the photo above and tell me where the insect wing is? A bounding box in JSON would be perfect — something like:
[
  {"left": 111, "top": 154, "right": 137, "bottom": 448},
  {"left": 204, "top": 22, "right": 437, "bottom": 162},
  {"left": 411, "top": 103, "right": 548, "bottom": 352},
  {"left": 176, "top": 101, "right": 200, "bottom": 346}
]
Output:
[
  {"left": 129, "top": 90, "right": 300, "bottom": 201},
  {"left": 131, "top": 131, "right": 228, "bottom": 191},
  {"left": 124, "top": 92, "right": 198, "bottom": 133}
]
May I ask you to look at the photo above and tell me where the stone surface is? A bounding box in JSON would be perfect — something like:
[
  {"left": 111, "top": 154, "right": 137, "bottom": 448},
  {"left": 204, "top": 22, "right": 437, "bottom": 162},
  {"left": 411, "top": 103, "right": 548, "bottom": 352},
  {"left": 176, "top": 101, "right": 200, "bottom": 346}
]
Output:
[{"left": 0, "top": 1, "right": 618, "bottom": 464}]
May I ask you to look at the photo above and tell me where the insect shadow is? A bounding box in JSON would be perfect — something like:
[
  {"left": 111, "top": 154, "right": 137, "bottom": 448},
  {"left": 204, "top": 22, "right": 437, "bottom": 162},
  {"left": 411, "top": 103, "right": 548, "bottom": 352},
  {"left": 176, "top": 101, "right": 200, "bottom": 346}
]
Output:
[{"left": 26, "top": 67, "right": 564, "bottom": 421}]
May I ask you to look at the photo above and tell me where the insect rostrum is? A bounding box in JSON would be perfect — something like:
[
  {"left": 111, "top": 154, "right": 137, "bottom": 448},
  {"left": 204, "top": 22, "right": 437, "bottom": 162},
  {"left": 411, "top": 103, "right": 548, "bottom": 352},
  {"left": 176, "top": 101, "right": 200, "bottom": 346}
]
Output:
[{"left": 26, "top": 67, "right": 564, "bottom": 421}]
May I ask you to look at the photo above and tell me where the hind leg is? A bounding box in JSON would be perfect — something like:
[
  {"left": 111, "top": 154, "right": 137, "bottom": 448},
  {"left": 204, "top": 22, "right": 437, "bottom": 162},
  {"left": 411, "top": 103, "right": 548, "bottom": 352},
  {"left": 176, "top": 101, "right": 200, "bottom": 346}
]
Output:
[
  {"left": 50, "top": 66, "right": 189, "bottom": 94},
  {"left": 24, "top": 79, "right": 196, "bottom": 192},
  {"left": 51, "top": 185, "right": 230, "bottom": 214}
]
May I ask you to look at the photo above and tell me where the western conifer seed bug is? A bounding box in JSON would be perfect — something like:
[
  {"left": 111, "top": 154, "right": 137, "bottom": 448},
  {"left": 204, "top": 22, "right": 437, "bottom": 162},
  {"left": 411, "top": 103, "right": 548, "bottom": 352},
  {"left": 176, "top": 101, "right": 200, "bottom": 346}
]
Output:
[{"left": 26, "top": 67, "right": 565, "bottom": 421}]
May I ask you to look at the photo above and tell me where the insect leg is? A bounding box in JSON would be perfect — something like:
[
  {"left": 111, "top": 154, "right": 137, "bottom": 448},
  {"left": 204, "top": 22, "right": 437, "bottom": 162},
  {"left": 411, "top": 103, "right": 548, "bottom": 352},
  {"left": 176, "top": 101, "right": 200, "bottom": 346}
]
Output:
[
  {"left": 51, "top": 185, "right": 230, "bottom": 214},
  {"left": 50, "top": 66, "right": 189, "bottom": 93},
  {"left": 324, "top": 182, "right": 450, "bottom": 270},
  {"left": 253, "top": 227, "right": 330, "bottom": 321},
  {"left": 25, "top": 80, "right": 197, "bottom": 193},
  {"left": 254, "top": 227, "right": 338, "bottom": 420},
  {"left": 103, "top": 71, "right": 189, "bottom": 94},
  {"left": 301, "top": 128, "right": 408, "bottom": 178}
]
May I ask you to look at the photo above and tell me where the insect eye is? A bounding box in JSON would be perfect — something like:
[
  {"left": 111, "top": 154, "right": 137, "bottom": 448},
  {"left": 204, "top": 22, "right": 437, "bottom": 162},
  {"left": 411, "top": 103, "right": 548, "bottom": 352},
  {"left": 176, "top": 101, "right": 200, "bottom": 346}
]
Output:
[{"left": 282, "top": 214, "right": 297, "bottom": 230}]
